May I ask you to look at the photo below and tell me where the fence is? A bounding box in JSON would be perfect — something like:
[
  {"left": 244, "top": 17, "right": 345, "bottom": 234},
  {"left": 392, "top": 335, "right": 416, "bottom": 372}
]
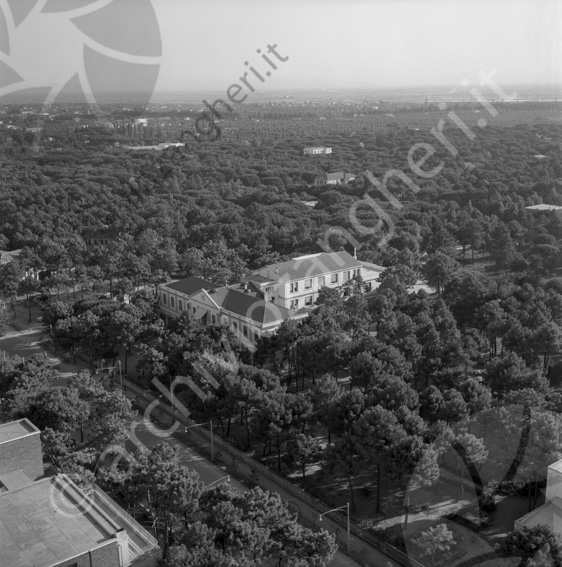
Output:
[{"left": 120, "top": 377, "right": 428, "bottom": 567}]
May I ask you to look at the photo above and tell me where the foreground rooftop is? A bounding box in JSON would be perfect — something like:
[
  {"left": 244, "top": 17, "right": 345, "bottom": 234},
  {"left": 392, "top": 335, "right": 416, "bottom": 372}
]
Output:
[
  {"left": 0, "top": 474, "right": 160, "bottom": 567},
  {"left": 0, "top": 419, "right": 40, "bottom": 445}
]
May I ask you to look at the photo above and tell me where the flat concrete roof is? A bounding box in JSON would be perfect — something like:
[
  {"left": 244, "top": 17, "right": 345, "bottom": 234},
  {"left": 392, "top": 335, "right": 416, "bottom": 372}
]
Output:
[
  {"left": 0, "top": 419, "right": 40, "bottom": 445},
  {"left": 0, "top": 475, "right": 117, "bottom": 567},
  {"left": 0, "top": 469, "right": 33, "bottom": 491},
  {"left": 550, "top": 459, "right": 562, "bottom": 473},
  {"left": 516, "top": 496, "right": 562, "bottom": 535}
]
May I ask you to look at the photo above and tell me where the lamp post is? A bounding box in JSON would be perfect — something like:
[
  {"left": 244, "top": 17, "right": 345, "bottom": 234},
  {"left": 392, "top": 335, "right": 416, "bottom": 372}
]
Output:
[
  {"left": 185, "top": 421, "right": 214, "bottom": 461},
  {"left": 96, "top": 361, "right": 122, "bottom": 389},
  {"left": 319, "top": 502, "right": 350, "bottom": 551},
  {"left": 205, "top": 475, "right": 230, "bottom": 488}
]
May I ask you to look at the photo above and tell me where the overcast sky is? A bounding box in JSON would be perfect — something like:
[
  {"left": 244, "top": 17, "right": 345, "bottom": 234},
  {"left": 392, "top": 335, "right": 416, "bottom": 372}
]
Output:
[
  {"left": 155, "top": 0, "right": 561, "bottom": 91},
  {"left": 0, "top": 0, "right": 560, "bottom": 99}
]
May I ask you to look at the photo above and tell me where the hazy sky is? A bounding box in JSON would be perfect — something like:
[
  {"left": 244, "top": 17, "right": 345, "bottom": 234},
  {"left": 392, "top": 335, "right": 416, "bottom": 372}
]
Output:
[
  {"left": 0, "top": 0, "right": 560, "bottom": 100},
  {"left": 155, "top": 0, "right": 561, "bottom": 91}
]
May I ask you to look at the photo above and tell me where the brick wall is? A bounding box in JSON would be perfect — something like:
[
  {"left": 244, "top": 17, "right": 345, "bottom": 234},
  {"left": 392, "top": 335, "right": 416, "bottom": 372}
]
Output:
[
  {"left": 54, "top": 554, "right": 92, "bottom": 567},
  {"left": 91, "top": 541, "right": 120, "bottom": 567},
  {"left": 0, "top": 433, "right": 43, "bottom": 480},
  {"left": 53, "top": 541, "right": 120, "bottom": 567}
]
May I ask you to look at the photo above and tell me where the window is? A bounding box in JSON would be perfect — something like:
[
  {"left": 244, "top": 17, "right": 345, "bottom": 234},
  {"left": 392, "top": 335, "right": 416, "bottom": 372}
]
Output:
[
  {"left": 305, "top": 295, "right": 313, "bottom": 306},
  {"left": 193, "top": 306, "right": 196, "bottom": 314},
  {"left": 305, "top": 279, "right": 312, "bottom": 289},
  {"left": 290, "top": 299, "right": 299, "bottom": 309},
  {"left": 290, "top": 282, "right": 299, "bottom": 293},
  {"left": 162, "top": 294, "right": 167, "bottom": 305},
  {"left": 254, "top": 331, "right": 259, "bottom": 342},
  {"left": 170, "top": 296, "right": 175, "bottom": 308},
  {"left": 222, "top": 317, "right": 228, "bottom": 325},
  {"left": 178, "top": 300, "right": 183, "bottom": 311},
  {"left": 243, "top": 325, "right": 248, "bottom": 337},
  {"left": 318, "top": 276, "right": 325, "bottom": 287},
  {"left": 353, "top": 268, "right": 360, "bottom": 277},
  {"left": 344, "top": 271, "right": 351, "bottom": 281},
  {"left": 265, "top": 286, "right": 273, "bottom": 293},
  {"left": 212, "top": 314, "right": 217, "bottom": 324},
  {"left": 232, "top": 321, "right": 238, "bottom": 332},
  {"left": 331, "top": 273, "right": 338, "bottom": 283}
]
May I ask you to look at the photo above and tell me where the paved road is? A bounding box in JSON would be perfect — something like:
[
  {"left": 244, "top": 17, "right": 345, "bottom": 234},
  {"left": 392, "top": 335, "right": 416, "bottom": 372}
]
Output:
[
  {"left": 125, "top": 414, "right": 246, "bottom": 491},
  {"left": 0, "top": 310, "right": 395, "bottom": 567},
  {"left": 122, "top": 411, "right": 369, "bottom": 567},
  {"left": 127, "top": 395, "right": 398, "bottom": 567}
]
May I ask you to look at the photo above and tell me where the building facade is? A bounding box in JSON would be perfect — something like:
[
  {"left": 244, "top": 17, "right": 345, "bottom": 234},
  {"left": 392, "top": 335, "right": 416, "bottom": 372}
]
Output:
[
  {"left": 0, "top": 419, "right": 44, "bottom": 482},
  {"left": 159, "top": 277, "right": 308, "bottom": 350},
  {"left": 158, "top": 252, "right": 385, "bottom": 349}
]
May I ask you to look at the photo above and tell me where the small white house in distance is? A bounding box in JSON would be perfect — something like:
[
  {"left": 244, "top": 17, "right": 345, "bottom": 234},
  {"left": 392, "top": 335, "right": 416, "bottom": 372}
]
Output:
[
  {"left": 525, "top": 204, "right": 562, "bottom": 215},
  {"left": 303, "top": 146, "right": 332, "bottom": 155},
  {"left": 515, "top": 458, "right": 562, "bottom": 537},
  {"left": 314, "top": 172, "right": 356, "bottom": 186}
]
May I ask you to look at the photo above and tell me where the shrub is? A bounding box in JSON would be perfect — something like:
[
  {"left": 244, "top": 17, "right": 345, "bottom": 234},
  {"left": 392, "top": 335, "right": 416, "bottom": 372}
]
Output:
[
  {"left": 499, "top": 524, "right": 562, "bottom": 567},
  {"left": 478, "top": 481, "right": 498, "bottom": 513}
]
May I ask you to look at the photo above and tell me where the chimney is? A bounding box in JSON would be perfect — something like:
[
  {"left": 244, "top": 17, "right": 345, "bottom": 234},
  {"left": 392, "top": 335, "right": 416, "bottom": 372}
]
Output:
[{"left": 115, "top": 529, "right": 130, "bottom": 566}]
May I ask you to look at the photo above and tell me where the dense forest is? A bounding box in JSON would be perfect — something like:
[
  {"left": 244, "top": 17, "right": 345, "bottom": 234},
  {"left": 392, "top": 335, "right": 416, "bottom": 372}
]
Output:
[{"left": 1, "top": 106, "right": 562, "bottom": 566}]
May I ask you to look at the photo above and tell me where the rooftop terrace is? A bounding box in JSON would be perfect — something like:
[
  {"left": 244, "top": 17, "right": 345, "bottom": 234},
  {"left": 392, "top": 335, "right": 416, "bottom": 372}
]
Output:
[{"left": 0, "top": 475, "right": 117, "bottom": 567}]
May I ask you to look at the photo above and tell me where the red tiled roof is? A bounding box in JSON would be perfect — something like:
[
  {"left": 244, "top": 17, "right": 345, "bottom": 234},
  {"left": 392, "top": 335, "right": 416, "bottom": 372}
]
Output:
[
  {"left": 215, "top": 287, "right": 294, "bottom": 325},
  {"left": 360, "top": 261, "right": 385, "bottom": 272},
  {"left": 253, "top": 251, "right": 361, "bottom": 281},
  {"left": 163, "top": 277, "right": 221, "bottom": 296},
  {"left": 241, "top": 274, "right": 275, "bottom": 285}
]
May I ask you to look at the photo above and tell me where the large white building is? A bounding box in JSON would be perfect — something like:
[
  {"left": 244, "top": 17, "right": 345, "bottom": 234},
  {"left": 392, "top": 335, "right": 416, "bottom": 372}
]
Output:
[
  {"left": 158, "top": 251, "right": 384, "bottom": 350},
  {"left": 248, "top": 251, "right": 378, "bottom": 310}
]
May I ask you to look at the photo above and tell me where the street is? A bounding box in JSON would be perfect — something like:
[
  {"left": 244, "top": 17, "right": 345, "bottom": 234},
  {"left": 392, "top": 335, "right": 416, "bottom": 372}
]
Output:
[{"left": 0, "top": 305, "right": 393, "bottom": 567}]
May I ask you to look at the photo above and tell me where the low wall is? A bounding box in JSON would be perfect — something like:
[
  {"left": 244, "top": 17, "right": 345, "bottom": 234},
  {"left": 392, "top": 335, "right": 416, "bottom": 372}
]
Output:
[{"left": 120, "top": 377, "right": 426, "bottom": 567}]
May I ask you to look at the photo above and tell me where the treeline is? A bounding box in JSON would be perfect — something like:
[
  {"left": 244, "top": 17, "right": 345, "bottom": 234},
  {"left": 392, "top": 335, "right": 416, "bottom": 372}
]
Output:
[
  {"left": 0, "top": 351, "right": 337, "bottom": 566},
  {"left": 0, "top": 122, "right": 561, "bottom": 297}
]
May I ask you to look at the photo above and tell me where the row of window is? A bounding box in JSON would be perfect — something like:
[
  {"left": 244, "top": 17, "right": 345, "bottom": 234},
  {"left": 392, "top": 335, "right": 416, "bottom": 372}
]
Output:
[
  {"left": 161, "top": 294, "right": 183, "bottom": 310},
  {"left": 230, "top": 320, "right": 260, "bottom": 341},
  {"left": 288, "top": 269, "right": 359, "bottom": 293},
  {"left": 160, "top": 292, "right": 260, "bottom": 342},
  {"left": 290, "top": 295, "right": 314, "bottom": 310}
]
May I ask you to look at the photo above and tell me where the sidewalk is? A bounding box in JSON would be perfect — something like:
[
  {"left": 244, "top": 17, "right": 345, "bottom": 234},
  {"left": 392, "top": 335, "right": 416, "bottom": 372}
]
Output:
[
  {"left": 128, "top": 413, "right": 364, "bottom": 567},
  {"left": 128, "top": 399, "right": 367, "bottom": 567},
  {"left": 124, "top": 380, "right": 399, "bottom": 567}
]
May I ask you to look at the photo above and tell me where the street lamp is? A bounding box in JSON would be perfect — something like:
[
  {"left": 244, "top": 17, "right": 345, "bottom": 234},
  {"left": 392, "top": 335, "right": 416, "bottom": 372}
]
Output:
[
  {"left": 205, "top": 475, "right": 230, "bottom": 488},
  {"left": 185, "top": 421, "right": 214, "bottom": 461},
  {"left": 319, "top": 503, "right": 350, "bottom": 551},
  {"left": 96, "top": 360, "right": 123, "bottom": 390}
]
